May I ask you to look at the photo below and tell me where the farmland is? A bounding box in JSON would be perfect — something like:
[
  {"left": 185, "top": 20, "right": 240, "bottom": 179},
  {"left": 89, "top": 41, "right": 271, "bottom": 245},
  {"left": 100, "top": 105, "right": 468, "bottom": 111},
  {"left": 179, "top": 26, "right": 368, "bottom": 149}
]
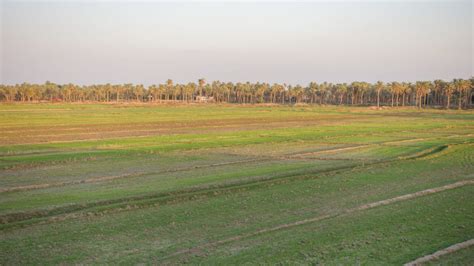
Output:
[{"left": 0, "top": 103, "right": 473, "bottom": 264}]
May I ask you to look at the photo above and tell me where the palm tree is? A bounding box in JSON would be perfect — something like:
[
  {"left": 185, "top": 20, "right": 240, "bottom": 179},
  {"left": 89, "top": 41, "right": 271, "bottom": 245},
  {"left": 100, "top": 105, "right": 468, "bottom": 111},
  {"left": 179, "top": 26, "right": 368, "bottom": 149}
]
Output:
[
  {"left": 113, "top": 84, "right": 123, "bottom": 102},
  {"left": 186, "top": 82, "right": 197, "bottom": 102},
  {"left": 148, "top": 85, "right": 158, "bottom": 102},
  {"left": 44, "top": 81, "right": 59, "bottom": 101},
  {"left": 7, "top": 86, "right": 18, "bottom": 102},
  {"left": 358, "top": 82, "right": 370, "bottom": 105},
  {"left": 349, "top": 82, "right": 359, "bottom": 105},
  {"left": 318, "top": 82, "right": 330, "bottom": 105},
  {"left": 399, "top": 83, "right": 410, "bottom": 107},
  {"left": 335, "top": 83, "right": 347, "bottom": 105},
  {"left": 0, "top": 85, "right": 17, "bottom": 102},
  {"left": 391, "top": 82, "right": 402, "bottom": 107},
  {"left": 173, "top": 84, "right": 183, "bottom": 101},
  {"left": 433, "top": 80, "right": 445, "bottom": 106},
  {"left": 198, "top": 78, "right": 206, "bottom": 97},
  {"left": 165, "top": 79, "right": 174, "bottom": 101},
  {"left": 470, "top": 77, "right": 474, "bottom": 108},
  {"left": 1, "top": 78, "right": 472, "bottom": 108},
  {"left": 255, "top": 83, "right": 268, "bottom": 103},
  {"left": 454, "top": 79, "right": 471, "bottom": 109},
  {"left": 223, "top": 82, "right": 232, "bottom": 103},
  {"left": 307, "top": 82, "right": 318, "bottom": 104},
  {"left": 415, "top": 81, "right": 431, "bottom": 109},
  {"left": 133, "top": 84, "right": 145, "bottom": 101},
  {"left": 293, "top": 85, "right": 304, "bottom": 103},
  {"left": 445, "top": 83, "right": 455, "bottom": 109},
  {"left": 375, "top": 81, "right": 384, "bottom": 108},
  {"left": 270, "top": 84, "right": 283, "bottom": 104}
]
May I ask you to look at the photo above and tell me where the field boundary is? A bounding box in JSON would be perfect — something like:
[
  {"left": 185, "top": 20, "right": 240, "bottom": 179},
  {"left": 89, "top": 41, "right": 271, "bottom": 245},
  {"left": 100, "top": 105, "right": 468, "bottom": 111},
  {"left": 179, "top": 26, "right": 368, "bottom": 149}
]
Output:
[
  {"left": 404, "top": 239, "right": 474, "bottom": 266},
  {"left": 161, "top": 180, "right": 474, "bottom": 260}
]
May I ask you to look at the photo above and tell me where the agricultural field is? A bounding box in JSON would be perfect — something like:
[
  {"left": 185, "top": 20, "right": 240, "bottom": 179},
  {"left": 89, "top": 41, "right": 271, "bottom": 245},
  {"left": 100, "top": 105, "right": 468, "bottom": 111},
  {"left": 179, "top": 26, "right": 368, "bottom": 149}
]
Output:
[{"left": 0, "top": 103, "right": 473, "bottom": 264}]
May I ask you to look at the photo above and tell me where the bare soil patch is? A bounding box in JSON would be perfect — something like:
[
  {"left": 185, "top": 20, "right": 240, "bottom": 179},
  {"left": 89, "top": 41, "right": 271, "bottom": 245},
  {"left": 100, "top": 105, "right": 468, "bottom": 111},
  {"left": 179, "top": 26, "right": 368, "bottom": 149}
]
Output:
[{"left": 404, "top": 239, "right": 474, "bottom": 266}]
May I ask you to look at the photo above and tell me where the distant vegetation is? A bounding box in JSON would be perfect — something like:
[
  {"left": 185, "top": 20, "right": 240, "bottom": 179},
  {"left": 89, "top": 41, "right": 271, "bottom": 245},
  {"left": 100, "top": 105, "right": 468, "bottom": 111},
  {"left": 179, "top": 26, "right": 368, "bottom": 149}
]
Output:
[{"left": 1, "top": 78, "right": 473, "bottom": 109}]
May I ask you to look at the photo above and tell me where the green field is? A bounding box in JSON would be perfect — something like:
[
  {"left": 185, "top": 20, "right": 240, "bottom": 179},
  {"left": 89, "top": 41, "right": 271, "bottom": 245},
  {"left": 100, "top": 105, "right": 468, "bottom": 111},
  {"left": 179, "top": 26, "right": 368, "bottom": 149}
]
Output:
[{"left": 0, "top": 103, "right": 473, "bottom": 264}]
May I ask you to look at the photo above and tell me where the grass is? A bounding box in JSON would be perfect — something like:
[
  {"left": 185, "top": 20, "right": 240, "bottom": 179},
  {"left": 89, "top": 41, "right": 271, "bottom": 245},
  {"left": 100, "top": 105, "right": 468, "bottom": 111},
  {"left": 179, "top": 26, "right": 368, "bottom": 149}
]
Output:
[{"left": 0, "top": 103, "right": 473, "bottom": 264}]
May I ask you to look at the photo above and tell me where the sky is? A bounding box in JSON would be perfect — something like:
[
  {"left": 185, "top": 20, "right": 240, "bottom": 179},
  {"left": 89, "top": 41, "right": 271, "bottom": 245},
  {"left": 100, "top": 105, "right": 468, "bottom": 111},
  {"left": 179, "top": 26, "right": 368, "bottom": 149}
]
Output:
[{"left": 0, "top": 0, "right": 472, "bottom": 86}]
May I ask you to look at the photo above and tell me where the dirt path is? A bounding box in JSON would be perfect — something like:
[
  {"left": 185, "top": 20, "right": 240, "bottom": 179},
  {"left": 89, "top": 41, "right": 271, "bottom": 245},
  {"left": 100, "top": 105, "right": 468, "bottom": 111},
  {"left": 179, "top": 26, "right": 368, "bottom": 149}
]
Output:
[
  {"left": 404, "top": 239, "right": 474, "bottom": 266},
  {"left": 162, "top": 180, "right": 474, "bottom": 260}
]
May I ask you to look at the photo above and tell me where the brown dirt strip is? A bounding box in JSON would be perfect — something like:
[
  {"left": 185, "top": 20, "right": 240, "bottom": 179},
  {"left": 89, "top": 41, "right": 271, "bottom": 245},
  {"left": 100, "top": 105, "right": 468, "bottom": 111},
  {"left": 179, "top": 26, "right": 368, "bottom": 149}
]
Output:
[
  {"left": 161, "top": 180, "right": 474, "bottom": 261},
  {"left": 4, "top": 118, "right": 464, "bottom": 148},
  {"left": 404, "top": 239, "right": 474, "bottom": 266},
  {"left": 0, "top": 142, "right": 452, "bottom": 193},
  {"left": 285, "top": 156, "right": 372, "bottom": 162},
  {"left": 0, "top": 155, "right": 358, "bottom": 193},
  {"left": 285, "top": 145, "right": 369, "bottom": 158},
  {"left": 282, "top": 139, "right": 417, "bottom": 160},
  {"left": 0, "top": 158, "right": 272, "bottom": 193},
  {"left": 383, "top": 138, "right": 428, "bottom": 145},
  {"left": 0, "top": 144, "right": 369, "bottom": 192},
  {"left": 0, "top": 117, "right": 354, "bottom": 145}
]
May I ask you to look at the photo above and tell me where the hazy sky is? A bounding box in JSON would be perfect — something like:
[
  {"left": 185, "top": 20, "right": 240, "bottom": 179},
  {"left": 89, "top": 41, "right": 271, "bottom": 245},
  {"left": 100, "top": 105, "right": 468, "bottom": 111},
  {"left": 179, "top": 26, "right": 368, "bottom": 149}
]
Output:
[{"left": 1, "top": 0, "right": 472, "bottom": 85}]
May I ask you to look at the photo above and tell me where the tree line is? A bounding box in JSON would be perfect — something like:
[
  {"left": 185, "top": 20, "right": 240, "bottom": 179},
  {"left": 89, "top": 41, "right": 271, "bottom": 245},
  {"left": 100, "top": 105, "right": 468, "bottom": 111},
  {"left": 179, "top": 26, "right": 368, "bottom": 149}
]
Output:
[{"left": 0, "top": 78, "right": 473, "bottom": 109}]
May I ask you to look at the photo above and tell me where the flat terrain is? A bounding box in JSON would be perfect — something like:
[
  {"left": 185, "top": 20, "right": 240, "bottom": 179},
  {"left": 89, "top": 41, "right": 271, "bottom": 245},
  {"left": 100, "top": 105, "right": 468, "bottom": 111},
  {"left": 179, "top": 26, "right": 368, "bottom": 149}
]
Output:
[{"left": 0, "top": 103, "right": 473, "bottom": 264}]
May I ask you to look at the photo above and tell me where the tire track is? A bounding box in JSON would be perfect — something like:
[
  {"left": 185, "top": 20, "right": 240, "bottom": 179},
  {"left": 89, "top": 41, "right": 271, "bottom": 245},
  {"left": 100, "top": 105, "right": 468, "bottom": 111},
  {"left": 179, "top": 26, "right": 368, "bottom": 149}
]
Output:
[
  {"left": 0, "top": 158, "right": 272, "bottom": 193},
  {"left": 0, "top": 143, "right": 375, "bottom": 193},
  {"left": 0, "top": 161, "right": 359, "bottom": 227},
  {"left": 285, "top": 145, "right": 369, "bottom": 159},
  {"left": 161, "top": 180, "right": 474, "bottom": 261},
  {"left": 404, "top": 239, "right": 474, "bottom": 266}
]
